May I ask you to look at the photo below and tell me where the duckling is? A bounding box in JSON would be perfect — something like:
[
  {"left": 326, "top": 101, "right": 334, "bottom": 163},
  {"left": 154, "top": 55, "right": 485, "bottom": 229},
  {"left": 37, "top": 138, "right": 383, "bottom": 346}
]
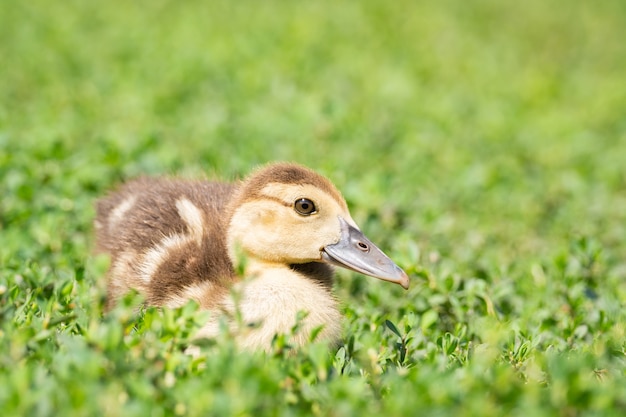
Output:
[{"left": 95, "top": 162, "right": 409, "bottom": 351}]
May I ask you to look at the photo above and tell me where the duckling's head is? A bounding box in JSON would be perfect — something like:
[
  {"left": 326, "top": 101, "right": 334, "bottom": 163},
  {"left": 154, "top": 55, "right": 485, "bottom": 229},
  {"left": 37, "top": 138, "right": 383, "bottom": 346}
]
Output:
[{"left": 227, "top": 163, "right": 409, "bottom": 289}]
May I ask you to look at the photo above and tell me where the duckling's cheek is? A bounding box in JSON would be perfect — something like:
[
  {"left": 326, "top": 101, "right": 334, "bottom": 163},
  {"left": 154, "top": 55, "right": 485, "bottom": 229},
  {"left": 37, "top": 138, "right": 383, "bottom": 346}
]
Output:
[
  {"left": 258, "top": 211, "right": 278, "bottom": 227},
  {"left": 310, "top": 218, "right": 343, "bottom": 248}
]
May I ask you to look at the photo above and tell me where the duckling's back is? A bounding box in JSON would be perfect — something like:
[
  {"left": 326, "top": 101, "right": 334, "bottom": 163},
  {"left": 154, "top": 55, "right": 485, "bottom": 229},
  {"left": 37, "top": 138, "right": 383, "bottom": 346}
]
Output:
[{"left": 95, "top": 178, "right": 236, "bottom": 308}]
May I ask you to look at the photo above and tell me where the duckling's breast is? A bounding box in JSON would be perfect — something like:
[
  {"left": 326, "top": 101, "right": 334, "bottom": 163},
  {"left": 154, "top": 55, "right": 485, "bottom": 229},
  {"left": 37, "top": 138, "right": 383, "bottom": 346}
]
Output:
[{"left": 194, "top": 265, "right": 342, "bottom": 351}]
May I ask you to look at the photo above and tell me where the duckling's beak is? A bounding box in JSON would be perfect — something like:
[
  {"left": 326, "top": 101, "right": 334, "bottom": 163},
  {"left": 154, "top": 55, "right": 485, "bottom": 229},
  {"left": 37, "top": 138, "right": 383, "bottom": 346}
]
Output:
[{"left": 321, "top": 217, "right": 410, "bottom": 289}]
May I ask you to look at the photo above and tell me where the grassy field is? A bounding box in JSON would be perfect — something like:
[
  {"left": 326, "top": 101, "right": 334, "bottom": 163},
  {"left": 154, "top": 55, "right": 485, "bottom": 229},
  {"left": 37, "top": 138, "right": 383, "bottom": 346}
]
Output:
[{"left": 1, "top": 0, "right": 626, "bottom": 415}]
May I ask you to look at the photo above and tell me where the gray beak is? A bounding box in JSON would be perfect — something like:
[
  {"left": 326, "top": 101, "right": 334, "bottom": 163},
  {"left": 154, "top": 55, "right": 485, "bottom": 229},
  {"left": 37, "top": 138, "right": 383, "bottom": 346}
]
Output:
[{"left": 321, "top": 217, "right": 410, "bottom": 289}]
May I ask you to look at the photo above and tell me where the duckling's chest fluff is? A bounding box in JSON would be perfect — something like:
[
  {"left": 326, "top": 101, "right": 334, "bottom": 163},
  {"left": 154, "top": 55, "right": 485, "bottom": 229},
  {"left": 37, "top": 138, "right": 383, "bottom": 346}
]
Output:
[{"left": 95, "top": 163, "right": 408, "bottom": 351}]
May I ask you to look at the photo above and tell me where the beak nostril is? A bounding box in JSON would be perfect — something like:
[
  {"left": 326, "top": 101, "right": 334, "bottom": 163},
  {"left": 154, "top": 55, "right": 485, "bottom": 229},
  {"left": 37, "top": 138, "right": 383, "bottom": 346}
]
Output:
[{"left": 357, "top": 242, "right": 369, "bottom": 252}]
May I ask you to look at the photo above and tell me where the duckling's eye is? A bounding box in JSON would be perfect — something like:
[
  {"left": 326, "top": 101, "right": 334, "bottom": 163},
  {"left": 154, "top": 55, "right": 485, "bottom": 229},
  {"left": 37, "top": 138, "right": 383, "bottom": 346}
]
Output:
[{"left": 294, "top": 198, "right": 317, "bottom": 216}]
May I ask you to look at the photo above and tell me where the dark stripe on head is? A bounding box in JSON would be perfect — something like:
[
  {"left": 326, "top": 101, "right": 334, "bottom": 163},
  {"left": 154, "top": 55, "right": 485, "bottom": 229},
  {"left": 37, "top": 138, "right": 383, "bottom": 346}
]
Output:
[{"left": 237, "top": 163, "right": 347, "bottom": 208}]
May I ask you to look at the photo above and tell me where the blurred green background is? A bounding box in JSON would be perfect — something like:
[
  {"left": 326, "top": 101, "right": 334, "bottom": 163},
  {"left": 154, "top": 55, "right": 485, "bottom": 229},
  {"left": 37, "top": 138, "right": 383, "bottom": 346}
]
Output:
[{"left": 1, "top": 0, "right": 625, "bottom": 415}]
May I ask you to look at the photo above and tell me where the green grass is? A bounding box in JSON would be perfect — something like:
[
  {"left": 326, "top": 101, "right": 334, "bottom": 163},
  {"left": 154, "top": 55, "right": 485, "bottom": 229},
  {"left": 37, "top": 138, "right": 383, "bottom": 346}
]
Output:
[{"left": 1, "top": 0, "right": 626, "bottom": 415}]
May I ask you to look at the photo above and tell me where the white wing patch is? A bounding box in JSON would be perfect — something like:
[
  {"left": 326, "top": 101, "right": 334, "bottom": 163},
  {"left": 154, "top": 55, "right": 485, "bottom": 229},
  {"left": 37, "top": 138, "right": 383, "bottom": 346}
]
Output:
[
  {"left": 176, "top": 198, "right": 205, "bottom": 244},
  {"left": 164, "top": 280, "right": 218, "bottom": 308},
  {"left": 109, "top": 196, "right": 137, "bottom": 231},
  {"left": 134, "top": 199, "right": 205, "bottom": 285},
  {"left": 138, "top": 234, "right": 191, "bottom": 283}
]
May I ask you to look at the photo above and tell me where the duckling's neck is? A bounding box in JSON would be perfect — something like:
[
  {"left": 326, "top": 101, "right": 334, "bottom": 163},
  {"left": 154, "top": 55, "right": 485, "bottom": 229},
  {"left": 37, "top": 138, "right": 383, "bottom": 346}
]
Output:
[{"left": 244, "top": 258, "right": 289, "bottom": 279}]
